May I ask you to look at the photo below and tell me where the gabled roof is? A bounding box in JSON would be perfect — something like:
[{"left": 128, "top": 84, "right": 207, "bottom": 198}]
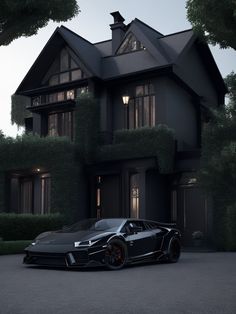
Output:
[
  {"left": 16, "top": 26, "right": 102, "bottom": 94},
  {"left": 58, "top": 26, "right": 101, "bottom": 76},
  {"left": 100, "top": 22, "right": 195, "bottom": 80},
  {"left": 16, "top": 14, "right": 226, "bottom": 96}
]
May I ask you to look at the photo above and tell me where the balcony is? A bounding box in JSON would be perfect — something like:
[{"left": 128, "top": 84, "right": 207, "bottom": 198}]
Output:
[{"left": 28, "top": 86, "right": 88, "bottom": 112}]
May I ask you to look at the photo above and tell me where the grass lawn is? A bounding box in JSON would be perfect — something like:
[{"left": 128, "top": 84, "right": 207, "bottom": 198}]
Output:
[{"left": 0, "top": 240, "right": 32, "bottom": 255}]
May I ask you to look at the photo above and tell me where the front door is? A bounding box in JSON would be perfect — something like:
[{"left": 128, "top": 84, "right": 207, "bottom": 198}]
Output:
[
  {"left": 177, "top": 187, "right": 207, "bottom": 247},
  {"left": 98, "top": 175, "right": 121, "bottom": 218}
]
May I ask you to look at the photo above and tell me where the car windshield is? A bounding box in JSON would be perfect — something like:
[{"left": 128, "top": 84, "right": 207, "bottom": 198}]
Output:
[{"left": 62, "top": 219, "right": 124, "bottom": 233}]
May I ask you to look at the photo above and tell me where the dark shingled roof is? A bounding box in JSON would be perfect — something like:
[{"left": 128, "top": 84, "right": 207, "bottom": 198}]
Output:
[{"left": 16, "top": 15, "right": 226, "bottom": 95}]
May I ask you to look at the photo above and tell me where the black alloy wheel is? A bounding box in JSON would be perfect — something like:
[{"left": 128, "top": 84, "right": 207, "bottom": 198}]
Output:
[
  {"left": 168, "top": 237, "right": 181, "bottom": 263},
  {"left": 105, "top": 239, "right": 127, "bottom": 270}
]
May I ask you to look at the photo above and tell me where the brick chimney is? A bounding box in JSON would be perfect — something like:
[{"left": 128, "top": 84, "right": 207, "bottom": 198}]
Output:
[{"left": 110, "top": 11, "right": 126, "bottom": 54}]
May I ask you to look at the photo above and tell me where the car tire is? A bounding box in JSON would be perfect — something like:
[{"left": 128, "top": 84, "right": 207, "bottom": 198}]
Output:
[
  {"left": 105, "top": 239, "right": 127, "bottom": 270},
  {"left": 167, "top": 237, "right": 181, "bottom": 263}
]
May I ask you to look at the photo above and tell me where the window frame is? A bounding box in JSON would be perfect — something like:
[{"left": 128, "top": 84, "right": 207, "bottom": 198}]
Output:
[
  {"left": 10, "top": 173, "right": 51, "bottom": 215},
  {"left": 128, "top": 83, "right": 156, "bottom": 129},
  {"left": 48, "top": 110, "right": 74, "bottom": 140}
]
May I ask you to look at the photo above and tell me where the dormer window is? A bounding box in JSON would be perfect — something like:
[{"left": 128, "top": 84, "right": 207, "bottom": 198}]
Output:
[
  {"left": 47, "top": 48, "right": 85, "bottom": 86},
  {"left": 117, "top": 33, "right": 145, "bottom": 54}
]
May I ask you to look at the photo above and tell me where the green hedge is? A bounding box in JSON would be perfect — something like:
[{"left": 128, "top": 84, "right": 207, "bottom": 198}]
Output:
[
  {"left": 98, "top": 125, "right": 175, "bottom": 173},
  {"left": 0, "top": 213, "right": 64, "bottom": 241},
  {"left": 0, "top": 240, "right": 32, "bottom": 255},
  {"left": 0, "top": 134, "right": 83, "bottom": 221}
]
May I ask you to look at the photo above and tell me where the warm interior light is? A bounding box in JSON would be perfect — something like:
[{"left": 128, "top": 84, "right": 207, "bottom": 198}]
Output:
[
  {"left": 36, "top": 168, "right": 41, "bottom": 172},
  {"left": 122, "top": 95, "right": 130, "bottom": 105}
]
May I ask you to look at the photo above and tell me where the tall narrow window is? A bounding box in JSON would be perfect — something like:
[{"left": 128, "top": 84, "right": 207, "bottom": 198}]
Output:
[
  {"left": 48, "top": 114, "right": 58, "bottom": 136},
  {"left": 48, "top": 111, "right": 74, "bottom": 140},
  {"left": 60, "top": 49, "right": 69, "bottom": 71},
  {"left": 10, "top": 173, "right": 51, "bottom": 215},
  {"left": 128, "top": 83, "right": 155, "bottom": 129},
  {"left": 171, "top": 190, "right": 177, "bottom": 222},
  {"left": 41, "top": 175, "right": 51, "bottom": 214},
  {"left": 20, "top": 177, "right": 33, "bottom": 213},
  {"left": 130, "top": 174, "right": 140, "bottom": 218},
  {"left": 96, "top": 176, "right": 102, "bottom": 218}
]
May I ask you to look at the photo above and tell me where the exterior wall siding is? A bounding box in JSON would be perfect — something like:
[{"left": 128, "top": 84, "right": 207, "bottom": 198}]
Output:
[
  {"left": 177, "top": 45, "right": 219, "bottom": 107},
  {"left": 164, "top": 77, "right": 198, "bottom": 150}
]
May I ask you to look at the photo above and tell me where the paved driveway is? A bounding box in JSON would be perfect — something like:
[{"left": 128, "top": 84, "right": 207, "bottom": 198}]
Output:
[{"left": 0, "top": 253, "right": 235, "bottom": 314}]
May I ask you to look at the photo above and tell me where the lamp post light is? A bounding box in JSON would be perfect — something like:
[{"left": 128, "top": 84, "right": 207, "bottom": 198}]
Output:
[{"left": 122, "top": 94, "right": 130, "bottom": 128}]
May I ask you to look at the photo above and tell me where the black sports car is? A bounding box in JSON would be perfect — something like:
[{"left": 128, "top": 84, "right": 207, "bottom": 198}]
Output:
[{"left": 24, "top": 218, "right": 181, "bottom": 270}]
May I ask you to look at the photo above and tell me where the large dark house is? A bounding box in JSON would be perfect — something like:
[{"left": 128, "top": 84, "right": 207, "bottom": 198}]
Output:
[{"left": 9, "top": 12, "right": 227, "bottom": 246}]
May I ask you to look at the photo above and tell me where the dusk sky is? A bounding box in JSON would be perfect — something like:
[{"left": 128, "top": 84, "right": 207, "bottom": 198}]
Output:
[{"left": 0, "top": 0, "right": 235, "bottom": 136}]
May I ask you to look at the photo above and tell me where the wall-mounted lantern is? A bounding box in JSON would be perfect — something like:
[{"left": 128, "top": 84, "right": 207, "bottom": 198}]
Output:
[{"left": 122, "top": 95, "right": 130, "bottom": 105}]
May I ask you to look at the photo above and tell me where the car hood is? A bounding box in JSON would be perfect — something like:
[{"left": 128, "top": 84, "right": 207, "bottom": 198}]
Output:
[{"left": 35, "top": 230, "right": 116, "bottom": 245}]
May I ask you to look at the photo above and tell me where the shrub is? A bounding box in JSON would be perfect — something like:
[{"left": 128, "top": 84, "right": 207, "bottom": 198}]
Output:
[
  {"left": 98, "top": 125, "right": 175, "bottom": 173},
  {"left": 0, "top": 240, "right": 32, "bottom": 255},
  {"left": 0, "top": 213, "right": 65, "bottom": 241},
  {"left": 0, "top": 134, "right": 83, "bottom": 220},
  {"left": 224, "top": 203, "right": 236, "bottom": 251}
]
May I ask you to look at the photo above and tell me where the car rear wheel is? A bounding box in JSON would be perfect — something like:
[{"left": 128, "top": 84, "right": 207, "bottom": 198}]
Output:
[
  {"left": 168, "top": 237, "right": 181, "bottom": 263},
  {"left": 105, "top": 239, "right": 127, "bottom": 270}
]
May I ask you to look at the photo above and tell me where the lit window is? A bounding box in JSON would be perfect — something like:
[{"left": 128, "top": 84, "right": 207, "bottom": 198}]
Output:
[
  {"left": 130, "top": 174, "right": 140, "bottom": 218},
  {"left": 67, "top": 90, "right": 75, "bottom": 100},
  {"left": 96, "top": 188, "right": 101, "bottom": 207}
]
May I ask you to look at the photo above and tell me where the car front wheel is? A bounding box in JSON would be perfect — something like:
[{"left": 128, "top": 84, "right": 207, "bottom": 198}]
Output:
[
  {"left": 168, "top": 237, "right": 181, "bottom": 263},
  {"left": 105, "top": 239, "right": 127, "bottom": 270}
]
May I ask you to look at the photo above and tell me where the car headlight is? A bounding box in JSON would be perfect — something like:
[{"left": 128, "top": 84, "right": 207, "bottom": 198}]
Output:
[{"left": 74, "top": 240, "right": 99, "bottom": 247}]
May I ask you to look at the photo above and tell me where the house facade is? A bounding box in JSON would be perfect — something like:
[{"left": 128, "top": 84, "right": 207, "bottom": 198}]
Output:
[{"left": 8, "top": 12, "right": 227, "bottom": 246}]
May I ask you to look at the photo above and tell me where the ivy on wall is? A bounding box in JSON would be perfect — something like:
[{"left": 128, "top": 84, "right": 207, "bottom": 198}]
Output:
[
  {"left": 2, "top": 95, "right": 175, "bottom": 226},
  {"left": 97, "top": 125, "right": 175, "bottom": 173},
  {"left": 11, "top": 94, "right": 31, "bottom": 126},
  {"left": 74, "top": 93, "right": 100, "bottom": 163},
  {"left": 0, "top": 134, "right": 83, "bottom": 223}
]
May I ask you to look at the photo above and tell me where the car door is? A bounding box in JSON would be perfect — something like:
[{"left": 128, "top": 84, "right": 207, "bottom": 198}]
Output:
[{"left": 124, "top": 221, "right": 157, "bottom": 259}]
